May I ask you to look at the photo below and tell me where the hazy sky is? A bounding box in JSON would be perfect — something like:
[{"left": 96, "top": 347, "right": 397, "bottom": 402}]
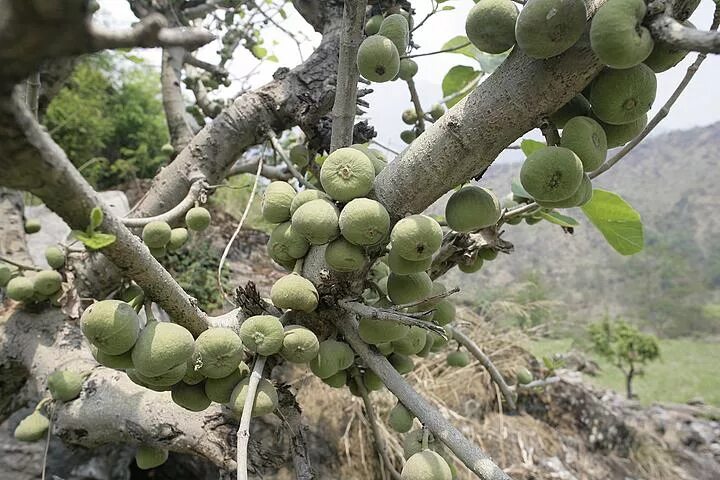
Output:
[{"left": 99, "top": 0, "right": 720, "bottom": 158}]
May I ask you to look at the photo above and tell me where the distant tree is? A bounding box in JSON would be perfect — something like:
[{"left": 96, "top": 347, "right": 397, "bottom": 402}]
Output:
[{"left": 588, "top": 318, "right": 660, "bottom": 399}]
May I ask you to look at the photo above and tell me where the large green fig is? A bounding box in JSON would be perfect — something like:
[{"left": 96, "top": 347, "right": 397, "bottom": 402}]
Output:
[
  {"left": 131, "top": 321, "right": 195, "bottom": 377},
  {"left": 357, "top": 35, "right": 401, "bottom": 83},
  {"left": 204, "top": 363, "right": 249, "bottom": 403},
  {"left": 597, "top": 114, "right": 647, "bottom": 148},
  {"left": 167, "top": 227, "right": 189, "bottom": 251},
  {"left": 44, "top": 246, "right": 65, "bottom": 269},
  {"left": 447, "top": 350, "right": 471, "bottom": 367},
  {"left": 309, "top": 339, "right": 354, "bottom": 379},
  {"left": 365, "top": 14, "right": 384, "bottom": 35},
  {"left": 291, "top": 199, "right": 341, "bottom": 245},
  {"left": 191, "top": 327, "right": 244, "bottom": 379},
  {"left": 320, "top": 148, "right": 375, "bottom": 202},
  {"left": 14, "top": 411, "right": 50, "bottom": 442},
  {"left": 33, "top": 270, "right": 62, "bottom": 296},
  {"left": 289, "top": 144, "right": 309, "bottom": 168},
  {"left": 47, "top": 370, "right": 84, "bottom": 402},
  {"left": 445, "top": 186, "right": 501, "bottom": 232},
  {"left": 387, "top": 247, "right": 432, "bottom": 275},
  {"left": 171, "top": 382, "right": 211, "bottom": 412},
  {"left": 0, "top": 263, "right": 11, "bottom": 287},
  {"left": 289, "top": 189, "right": 331, "bottom": 215},
  {"left": 339, "top": 197, "right": 390, "bottom": 246},
  {"left": 267, "top": 222, "right": 310, "bottom": 265},
  {"left": 270, "top": 274, "right": 319, "bottom": 313},
  {"left": 560, "top": 116, "right": 608, "bottom": 172},
  {"left": 390, "top": 215, "right": 443, "bottom": 261},
  {"left": 401, "top": 450, "right": 452, "bottom": 480},
  {"left": 142, "top": 221, "right": 172, "bottom": 248},
  {"left": 388, "top": 402, "right": 415, "bottom": 433},
  {"left": 520, "top": 146, "right": 584, "bottom": 202},
  {"left": 391, "top": 326, "right": 427, "bottom": 355},
  {"left": 135, "top": 446, "right": 168, "bottom": 470},
  {"left": 359, "top": 317, "right": 411, "bottom": 344},
  {"left": 516, "top": 0, "right": 587, "bottom": 59},
  {"left": 280, "top": 325, "right": 319, "bottom": 363},
  {"left": 6, "top": 276, "right": 34, "bottom": 301},
  {"left": 589, "top": 65, "right": 656, "bottom": 125},
  {"left": 229, "top": 378, "right": 279, "bottom": 417},
  {"left": 644, "top": 22, "right": 693, "bottom": 72},
  {"left": 185, "top": 207, "right": 211, "bottom": 231},
  {"left": 239, "top": 315, "right": 284, "bottom": 355},
  {"left": 325, "top": 238, "right": 367, "bottom": 272},
  {"left": 379, "top": 14, "right": 410, "bottom": 54},
  {"left": 387, "top": 272, "right": 433, "bottom": 305},
  {"left": 398, "top": 59, "right": 418, "bottom": 81},
  {"left": 81, "top": 300, "right": 141, "bottom": 355},
  {"left": 550, "top": 94, "right": 592, "bottom": 129},
  {"left": 262, "top": 181, "right": 296, "bottom": 224},
  {"left": 537, "top": 173, "right": 592, "bottom": 208},
  {"left": 465, "top": 0, "right": 518, "bottom": 54},
  {"left": 590, "top": 0, "right": 653, "bottom": 69}
]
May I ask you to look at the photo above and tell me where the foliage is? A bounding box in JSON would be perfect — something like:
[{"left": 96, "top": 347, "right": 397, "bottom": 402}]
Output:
[
  {"left": 71, "top": 207, "right": 116, "bottom": 250},
  {"left": 45, "top": 53, "right": 169, "bottom": 189}
]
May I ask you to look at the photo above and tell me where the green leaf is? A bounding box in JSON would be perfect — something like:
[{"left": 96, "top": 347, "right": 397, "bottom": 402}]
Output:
[
  {"left": 72, "top": 230, "right": 117, "bottom": 250},
  {"left": 540, "top": 210, "right": 579, "bottom": 227},
  {"left": 520, "top": 139, "right": 545, "bottom": 156},
  {"left": 581, "top": 189, "right": 644, "bottom": 255},
  {"left": 90, "top": 207, "right": 103, "bottom": 231},
  {"left": 442, "top": 65, "right": 481, "bottom": 107},
  {"left": 251, "top": 45, "right": 267, "bottom": 59},
  {"left": 476, "top": 51, "right": 510, "bottom": 74},
  {"left": 266, "top": 54, "right": 279, "bottom": 63},
  {"left": 441, "top": 5, "right": 455, "bottom": 9},
  {"left": 441, "top": 36, "right": 483, "bottom": 61},
  {"left": 511, "top": 180, "right": 533, "bottom": 201}
]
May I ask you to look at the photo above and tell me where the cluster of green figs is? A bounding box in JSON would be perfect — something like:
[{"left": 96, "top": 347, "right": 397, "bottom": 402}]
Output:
[
  {"left": 1, "top": 241, "right": 66, "bottom": 306},
  {"left": 140, "top": 205, "right": 212, "bottom": 257}
]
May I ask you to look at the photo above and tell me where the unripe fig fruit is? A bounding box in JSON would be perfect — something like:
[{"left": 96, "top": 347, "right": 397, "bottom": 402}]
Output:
[
  {"left": 204, "top": 363, "right": 249, "bottom": 403},
  {"left": 262, "top": 181, "right": 296, "bottom": 223},
  {"left": 447, "top": 350, "right": 471, "bottom": 367},
  {"left": 516, "top": 0, "right": 587, "bottom": 59},
  {"left": 387, "top": 272, "right": 433, "bottom": 305},
  {"left": 47, "top": 370, "right": 84, "bottom": 401},
  {"left": 458, "top": 256, "right": 483, "bottom": 274},
  {"left": 560, "top": 116, "right": 607, "bottom": 172},
  {"left": 339, "top": 197, "right": 390, "bottom": 246},
  {"left": 520, "top": 146, "right": 584, "bottom": 202},
  {"left": 323, "top": 370, "right": 348, "bottom": 388},
  {"left": 280, "top": 325, "right": 320, "bottom": 363},
  {"left": 389, "top": 402, "right": 415, "bottom": 433},
  {"left": 387, "top": 247, "right": 432, "bottom": 275},
  {"left": 142, "top": 220, "right": 172, "bottom": 248},
  {"left": 24, "top": 219, "right": 41, "bottom": 234},
  {"left": 538, "top": 173, "right": 592, "bottom": 208},
  {"left": 131, "top": 321, "right": 195, "bottom": 377},
  {"left": 398, "top": 58, "right": 418, "bottom": 81},
  {"left": 364, "top": 369, "right": 384, "bottom": 391},
  {"left": 81, "top": 300, "right": 141, "bottom": 355},
  {"left": 596, "top": 114, "right": 647, "bottom": 148},
  {"left": 167, "top": 228, "right": 189, "bottom": 251},
  {"left": 392, "top": 326, "right": 427, "bottom": 356},
  {"left": 289, "top": 144, "right": 309, "bottom": 168},
  {"left": 401, "top": 449, "right": 452, "bottom": 480},
  {"left": 516, "top": 367, "right": 534, "bottom": 384},
  {"left": 270, "top": 274, "right": 319, "bottom": 313},
  {"left": 644, "top": 21, "right": 692, "bottom": 72},
  {"left": 590, "top": 0, "right": 653, "bottom": 69},
  {"left": 550, "top": 94, "right": 592, "bottom": 129},
  {"left": 44, "top": 246, "right": 65, "bottom": 269},
  {"left": 389, "top": 353, "right": 414, "bottom": 375},
  {"left": 465, "top": 0, "right": 518, "bottom": 54},
  {"left": 171, "top": 381, "right": 211, "bottom": 412},
  {"left": 357, "top": 35, "right": 401, "bottom": 83},
  {"left": 402, "top": 109, "right": 418, "bottom": 125},
  {"left": 239, "top": 314, "right": 284, "bottom": 355},
  {"left": 185, "top": 206, "right": 212, "bottom": 231},
  {"left": 309, "top": 339, "right": 355, "bottom": 379},
  {"left": 400, "top": 130, "right": 416, "bottom": 144},
  {"left": 135, "top": 446, "right": 168, "bottom": 470},
  {"left": 191, "top": 327, "right": 244, "bottom": 379},
  {"left": 268, "top": 222, "right": 310, "bottom": 265},
  {"left": 589, "top": 65, "right": 656, "bottom": 125},
  {"left": 183, "top": 359, "right": 205, "bottom": 385},
  {"left": 91, "top": 345, "right": 134, "bottom": 369},
  {"left": 130, "top": 362, "right": 188, "bottom": 387},
  {"left": 33, "top": 270, "right": 62, "bottom": 296},
  {"left": 379, "top": 13, "right": 410, "bottom": 54},
  {"left": 14, "top": 411, "right": 50, "bottom": 442},
  {"left": 161, "top": 143, "right": 174, "bottom": 155},
  {"left": 433, "top": 300, "right": 456, "bottom": 326},
  {"left": 0, "top": 263, "right": 11, "bottom": 287},
  {"left": 320, "top": 147, "right": 375, "bottom": 202},
  {"left": 291, "top": 199, "right": 341, "bottom": 245},
  {"left": 6, "top": 276, "right": 35, "bottom": 301},
  {"left": 429, "top": 103, "right": 445, "bottom": 120},
  {"left": 290, "top": 189, "right": 331, "bottom": 216},
  {"left": 325, "top": 237, "right": 367, "bottom": 272},
  {"left": 390, "top": 215, "right": 443, "bottom": 261},
  {"left": 359, "top": 317, "right": 411, "bottom": 344},
  {"left": 365, "top": 14, "right": 384, "bottom": 35},
  {"left": 445, "top": 186, "right": 501, "bottom": 232},
  {"left": 229, "top": 378, "right": 278, "bottom": 417}
]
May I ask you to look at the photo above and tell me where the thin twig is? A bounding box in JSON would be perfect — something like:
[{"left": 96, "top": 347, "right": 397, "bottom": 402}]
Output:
[
  {"left": 447, "top": 325, "right": 517, "bottom": 411},
  {"left": 369, "top": 140, "right": 399, "bottom": 156},
  {"left": 501, "top": 202, "right": 539, "bottom": 221},
  {"left": 0, "top": 254, "right": 42, "bottom": 271},
  {"left": 517, "top": 376, "right": 561, "bottom": 389},
  {"left": 590, "top": 4, "right": 719, "bottom": 179},
  {"left": 402, "top": 42, "right": 471, "bottom": 59},
  {"left": 350, "top": 367, "right": 403, "bottom": 480},
  {"left": 329, "top": 0, "right": 367, "bottom": 151},
  {"left": 406, "top": 78, "right": 426, "bottom": 133},
  {"left": 121, "top": 178, "right": 207, "bottom": 227},
  {"left": 339, "top": 300, "right": 446, "bottom": 336},
  {"left": 218, "top": 147, "right": 264, "bottom": 305},
  {"left": 237, "top": 355, "right": 268, "bottom": 480},
  {"left": 268, "top": 132, "right": 316, "bottom": 189},
  {"left": 40, "top": 402, "right": 54, "bottom": 480},
  {"left": 395, "top": 287, "right": 460, "bottom": 310}
]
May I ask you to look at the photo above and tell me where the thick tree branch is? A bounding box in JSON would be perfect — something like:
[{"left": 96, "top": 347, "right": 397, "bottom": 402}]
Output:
[
  {"left": 121, "top": 178, "right": 207, "bottom": 228},
  {"left": 335, "top": 314, "right": 511, "bottom": 480},
  {"left": 446, "top": 326, "right": 517, "bottom": 411},
  {"left": 0, "top": 91, "right": 209, "bottom": 335},
  {"left": 227, "top": 158, "right": 292, "bottom": 180},
  {"left": 649, "top": 13, "right": 720, "bottom": 54},
  {"left": 89, "top": 14, "right": 215, "bottom": 51},
  {"left": 329, "top": 0, "right": 366, "bottom": 151},
  {"left": 161, "top": 47, "right": 195, "bottom": 150}
]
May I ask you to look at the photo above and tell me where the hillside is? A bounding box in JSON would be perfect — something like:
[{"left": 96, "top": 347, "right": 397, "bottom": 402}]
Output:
[{"left": 434, "top": 122, "right": 720, "bottom": 337}]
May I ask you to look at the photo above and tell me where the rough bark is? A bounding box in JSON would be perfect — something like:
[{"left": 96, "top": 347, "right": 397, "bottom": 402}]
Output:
[{"left": 161, "top": 47, "right": 195, "bottom": 150}]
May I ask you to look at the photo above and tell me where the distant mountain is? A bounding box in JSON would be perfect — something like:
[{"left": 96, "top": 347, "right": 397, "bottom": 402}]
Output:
[{"left": 432, "top": 122, "right": 720, "bottom": 337}]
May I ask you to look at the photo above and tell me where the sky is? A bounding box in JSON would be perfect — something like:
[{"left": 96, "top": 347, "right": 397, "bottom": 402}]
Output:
[{"left": 98, "top": 0, "right": 720, "bottom": 159}]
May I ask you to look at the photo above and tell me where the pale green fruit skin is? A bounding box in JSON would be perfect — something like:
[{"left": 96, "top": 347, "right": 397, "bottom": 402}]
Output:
[
  {"left": 135, "top": 446, "right": 168, "bottom": 470},
  {"left": 465, "top": 0, "right": 518, "bottom": 54},
  {"left": 81, "top": 300, "right": 141, "bottom": 355},
  {"left": 379, "top": 14, "right": 409, "bottom": 54},
  {"left": 359, "top": 317, "right": 410, "bottom": 344},
  {"left": 368, "top": 149, "right": 388, "bottom": 175},
  {"left": 377, "top": 342, "right": 394, "bottom": 355},
  {"left": 183, "top": 359, "right": 206, "bottom": 385},
  {"left": 416, "top": 333, "right": 435, "bottom": 358},
  {"left": 560, "top": 116, "right": 608, "bottom": 172},
  {"left": 598, "top": 115, "right": 647, "bottom": 148},
  {"left": 171, "top": 382, "right": 211, "bottom": 412},
  {"left": 389, "top": 353, "right": 414, "bottom": 375},
  {"left": 445, "top": 186, "right": 501, "bottom": 232},
  {"left": 590, "top": 0, "right": 653, "bottom": 69},
  {"left": 387, "top": 272, "right": 433, "bottom": 305},
  {"left": 289, "top": 144, "right": 309, "bottom": 168},
  {"left": 131, "top": 321, "right": 195, "bottom": 377},
  {"left": 401, "top": 450, "right": 452, "bottom": 480},
  {"left": 478, "top": 248, "right": 498, "bottom": 261},
  {"left": 149, "top": 246, "right": 166, "bottom": 258},
  {"left": 290, "top": 189, "right": 331, "bottom": 215},
  {"left": 191, "top": 328, "right": 244, "bottom": 379},
  {"left": 388, "top": 248, "right": 432, "bottom": 275},
  {"left": 365, "top": 14, "right": 384, "bottom": 35},
  {"left": 185, "top": 207, "right": 211, "bottom": 231},
  {"left": 323, "top": 370, "right": 348, "bottom": 388},
  {"left": 33, "top": 270, "right": 62, "bottom": 296},
  {"left": 6, "top": 276, "right": 35, "bottom": 301},
  {"left": 520, "top": 146, "right": 584, "bottom": 202},
  {"left": 262, "top": 181, "right": 296, "bottom": 223},
  {"left": 644, "top": 22, "right": 692, "bottom": 72},
  {"left": 433, "top": 300, "right": 456, "bottom": 326},
  {"left": 45, "top": 246, "right": 65, "bottom": 269},
  {"left": 14, "top": 412, "right": 50, "bottom": 442},
  {"left": 458, "top": 256, "right": 483, "bottom": 274},
  {"left": 402, "top": 109, "right": 418, "bottom": 125},
  {"left": 392, "top": 326, "right": 427, "bottom": 355},
  {"left": 280, "top": 325, "right": 319, "bottom": 363},
  {"left": 204, "top": 363, "right": 249, "bottom": 403},
  {"left": 325, "top": 238, "right": 366, "bottom": 272},
  {"left": 388, "top": 402, "right": 414, "bottom": 433},
  {"left": 126, "top": 369, "right": 170, "bottom": 392},
  {"left": 390, "top": 215, "right": 443, "bottom": 261},
  {"left": 516, "top": 0, "right": 587, "bottom": 59},
  {"left": 130, "top": 362, "right": 188, "bottom": 387},
  {"left": 142, "top": 221, "right": 172, "bottom": 248},
  {"left": 291, "top": 199, "right": 340, "bottom": 245},
  {"left": 363, "top": 369, "right": 384, "bottom": 391},
  {"left": 370, "top": 260, "right": 391, "bottom": 281},
  {"left": 91, "top": 346, "right": 134, "bottom": 369},
  {"left": 161, "top": 143, "right": 174, "bottom": 155},
  {"left": 270, "top": 274, "right": 319, "bottom": 313},
  {"left": 339, "top": 198, "right": 390, "bottom": 246},
  {"left": 516, "top": 367, "right": 534, "bottom": 385},
  {"left": 400, "top": 130, "right": 416, "bottom": 144},
  {"left": 429, "top": 332, "right": 449, "bottom": 352},
  {"left": 320, "top": 148, "right": 375, "bottom": 202},
  {"left": 167, "top": 228, "right": 189, "bottom": 251},
  {"left": 268, "top": 222, "right": 310, "bottom": 265},
  {"left": 398, "top": 58, "right": 418, "bottom": 81},
  {"left": 550, "top": 94, "right": 592, "bottom": 129},
  {"left": 589, "top": 65, "right": 657, "bottom": 125},
  {"left": 239, "top": 315, "right": 284, "bottom": 355},
  {"left": 0, "top": 264, "right": 11, "bottom": 286},
  {"left": 229, "top": 377, "right": 278, "bottom": 417},
  {"left": 47, "top": 370, "right": 84, "bottom": 401},
  {"left": 447, "top": 351, "right": 471, "bottom": 367},
  {"left": 309, "top": 339, "right": 354, "bottom": 379},
  {"left": 402, "top": 429, "right": 446, "bottom": 459},
  {"left": 538, "top": 173, "right": 592, "bottom": 208},
  {"left": 357, "top": 35, "right": 400, "bottom": 83},
  {"left": 24, "top": 219, "right": 41, "bottom": 234}
]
